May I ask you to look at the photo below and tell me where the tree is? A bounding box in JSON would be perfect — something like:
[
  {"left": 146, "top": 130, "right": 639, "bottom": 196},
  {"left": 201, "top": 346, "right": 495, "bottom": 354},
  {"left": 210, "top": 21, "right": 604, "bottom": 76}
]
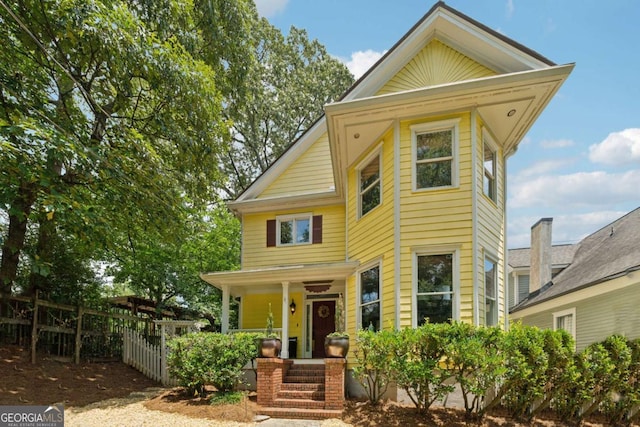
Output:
[
  {"left": 0, "top": 0, "right": 257, "bottom": 296},
  {"left": 222, "top": 19, "right": 354, "bottom": 198}
]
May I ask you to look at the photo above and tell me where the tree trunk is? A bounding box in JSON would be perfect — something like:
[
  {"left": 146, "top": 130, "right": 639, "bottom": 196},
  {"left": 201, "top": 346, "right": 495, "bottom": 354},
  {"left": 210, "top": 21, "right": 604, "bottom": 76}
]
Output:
[
  {"left": 0, "top": 182, "right": 37, "bottom": 297},
  {"left": 26, "top": 211, "right": 57, "bottom": 296}
]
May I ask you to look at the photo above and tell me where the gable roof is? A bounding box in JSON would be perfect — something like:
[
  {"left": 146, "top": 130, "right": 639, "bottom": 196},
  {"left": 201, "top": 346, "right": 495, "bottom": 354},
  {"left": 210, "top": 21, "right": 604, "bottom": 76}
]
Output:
[
  {"left": 230, "top": 1, "right": 573, "bottom": 213},
  {"left": 512, "top": 207, "right": 640, "bottom": 312},
  {"left": 508, "top": 244, "right": 577, "bottom": 270}
]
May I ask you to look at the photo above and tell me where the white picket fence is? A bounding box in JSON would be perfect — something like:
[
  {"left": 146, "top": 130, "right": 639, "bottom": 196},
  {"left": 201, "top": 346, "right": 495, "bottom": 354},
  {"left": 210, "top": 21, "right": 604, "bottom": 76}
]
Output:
[{"left": 122, "top": 328, "right": 179, "bottom": 386}]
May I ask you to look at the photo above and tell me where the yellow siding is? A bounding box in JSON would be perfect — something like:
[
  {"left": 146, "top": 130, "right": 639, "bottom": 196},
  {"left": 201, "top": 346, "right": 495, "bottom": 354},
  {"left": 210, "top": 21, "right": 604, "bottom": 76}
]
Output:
[
  {"left": 242, "top": 204, "right": 345, "bottom": 269},
  {"left": 346, "top": 130, "right": 396, "bottom": 333},
  {"left": 397, "top": 113, "right": 474, "bottom": 327},
  {"left": 476, "top": 119, "right": 507, "bottom": 327},
  {"left": 261, "top": 133, "right": 335, "bottom": 198},
  {"left": 242, "top": 292, "right": 304, "bottom": 357},
  {"left": 377, "top": 39, "right": 496, "bottom": 96}
]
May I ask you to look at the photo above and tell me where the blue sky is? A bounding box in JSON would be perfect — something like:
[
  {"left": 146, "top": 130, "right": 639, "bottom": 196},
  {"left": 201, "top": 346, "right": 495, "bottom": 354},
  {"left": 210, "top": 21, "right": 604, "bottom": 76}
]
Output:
[{"left": 255, "top": 0, "right": 640, "bottom": 248}]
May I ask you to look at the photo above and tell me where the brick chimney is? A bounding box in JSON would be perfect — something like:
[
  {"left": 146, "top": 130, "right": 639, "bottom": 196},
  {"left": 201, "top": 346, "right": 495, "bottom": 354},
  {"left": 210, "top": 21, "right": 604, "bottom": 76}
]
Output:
[{"left": 530, "top": 218, "right": 553, "bottom": 294}]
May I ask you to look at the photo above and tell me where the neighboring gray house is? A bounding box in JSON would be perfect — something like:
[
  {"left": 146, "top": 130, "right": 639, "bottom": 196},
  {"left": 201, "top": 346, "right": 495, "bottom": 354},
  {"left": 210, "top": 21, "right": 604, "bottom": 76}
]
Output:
[{"left": 510, "top": 208, "right": 640, "bottom": 351}]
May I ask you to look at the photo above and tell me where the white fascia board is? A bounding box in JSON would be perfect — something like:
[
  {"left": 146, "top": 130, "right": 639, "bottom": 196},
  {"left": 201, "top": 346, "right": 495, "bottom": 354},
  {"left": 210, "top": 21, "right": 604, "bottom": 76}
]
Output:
[
  {"left": 200, "top": 261, "right": 360, "bottom": 289},
  {"left": 227, "top": 190, "right": 343, "bottom": 215},
  {"left": 234, "top": 119, "right": 328, "bottom": 203}
]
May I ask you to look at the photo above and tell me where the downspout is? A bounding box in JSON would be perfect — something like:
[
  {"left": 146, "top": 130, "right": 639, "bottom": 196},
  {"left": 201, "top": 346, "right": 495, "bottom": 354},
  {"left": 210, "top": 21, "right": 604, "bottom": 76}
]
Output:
[
  {"left": 393, "top": 120, "right": 401, "bottom": 330},
  {"left": 471, "top": 109, "right": 479, "bottom": 326}
]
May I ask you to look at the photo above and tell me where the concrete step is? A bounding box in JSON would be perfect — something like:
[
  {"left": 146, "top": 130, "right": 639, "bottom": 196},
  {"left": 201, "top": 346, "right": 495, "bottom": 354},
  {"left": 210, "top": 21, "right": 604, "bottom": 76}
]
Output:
[{"left": 257, "top": 406, "right": 343, "bottom": 420}]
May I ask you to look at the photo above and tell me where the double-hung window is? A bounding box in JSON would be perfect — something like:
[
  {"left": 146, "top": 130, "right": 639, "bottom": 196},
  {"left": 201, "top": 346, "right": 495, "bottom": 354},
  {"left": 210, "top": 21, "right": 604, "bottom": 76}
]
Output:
[
  {"left": 483, "top": 133, "right": 497, "bottom": 202},
  {"left": 553, "top": 308, "right": 576, "bottom": 343},
  {"left": 415, "top": 253, "right": 456, "bottom": 325},
  {"left": 359, "top": 265, "right": 380, "bottom": 331},
  {"left": 412, "top": 119, "right": 459, "bottom": 190},
  {"left": 358, "top": 153, "right": 381, "bottom": 218},
  {"left": 485, "top": 256, "right": 498, "bottom": 326},
  {"left": 278, "top": 215, "right": 311, "bottom": 246}
]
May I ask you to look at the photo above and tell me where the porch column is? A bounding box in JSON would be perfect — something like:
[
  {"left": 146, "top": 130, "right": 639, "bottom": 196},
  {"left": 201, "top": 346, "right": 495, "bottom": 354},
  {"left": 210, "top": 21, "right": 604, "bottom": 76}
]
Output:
[
  {"left": 281, "top": 281, "right": 290, "bottom": 359},
  {"left": 221, "top": 285, "right": 230, "bottom": 334}
]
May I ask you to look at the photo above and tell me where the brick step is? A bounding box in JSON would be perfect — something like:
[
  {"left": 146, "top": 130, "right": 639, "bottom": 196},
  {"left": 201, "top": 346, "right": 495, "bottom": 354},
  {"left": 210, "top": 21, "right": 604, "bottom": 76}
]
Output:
[
  {"left": 286, "top": 367, "right": 325, "bottom": 376},
  {"left": 277, "top": 389, "right": 325, "bottom": 400},
  {"left": 280, "top": 382, "right": 324, "bottom": 392},
  {"left": 257, "top": 406, "right": 343, "bottom": 420},
  {"left": 283, "top": 374, "right": 324, "bottom": 384},
  {"left": 287, "top": 363, "right": 325, "bottom": 371},
  {"left": 271, "top": 398, "right": 325, "bottom": 409}
]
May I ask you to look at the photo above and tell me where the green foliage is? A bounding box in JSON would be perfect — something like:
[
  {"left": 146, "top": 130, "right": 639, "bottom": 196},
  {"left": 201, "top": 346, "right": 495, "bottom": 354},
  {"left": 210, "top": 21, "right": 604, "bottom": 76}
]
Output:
[
  {"left": 264, "top": 303, "right": 275, "bottom": 338},
  {"left": 167, "top": 332, "right": 257, "bottom": 395},
  {"left": 222, "top": 19, "right": 354, "bottom": 198},
  {"left": 490, "top": 323, "right": 549, "bottom": 419},
  {"left": 389, "top": 323, "right": 455, "bottom": 413},
  {"left": 352, "top": 328, "right": 393, "bottom": 405},
  {"left": 443, "top": 322, "right": 505, "bottom": 416},
  {"left": 327, "top": 292, "right": 348, "bottom": 337},
  {"left": 208, "top": 391, "right": 245, "bottom": 406}
]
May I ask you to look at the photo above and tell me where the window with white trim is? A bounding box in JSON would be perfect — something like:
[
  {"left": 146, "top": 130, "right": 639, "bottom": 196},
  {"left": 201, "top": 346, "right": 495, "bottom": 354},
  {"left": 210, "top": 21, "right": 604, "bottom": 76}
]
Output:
[
  {"left": 412, "top": 119, "right": 459, "bottom": 190},
  {"left": 358, "top": 153, "right": 381, "bottom": 218},
  {"left": 277, "top": 214, "right": 311, "bottom": 246},
  {"left": 359, "top": 265, "right": 380, "bottom": 331},
  {"left": 484, "top": 256, "right": 498, "bottom": 326},
  {"left": 415, "top": 253, "right": 456, "bottom": 325},
  {"left": 553, "top": 308, "right": 576, "bottom": 341},
  {"left": 483, "top": 136, "right": 497, "bottom": 202}
]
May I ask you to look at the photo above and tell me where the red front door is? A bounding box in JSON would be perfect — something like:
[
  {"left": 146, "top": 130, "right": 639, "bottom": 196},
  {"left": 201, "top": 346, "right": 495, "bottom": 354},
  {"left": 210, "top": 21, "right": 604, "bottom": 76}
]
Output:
[{"left": 312, "top": 300, "right": 335, "bottom": 358}]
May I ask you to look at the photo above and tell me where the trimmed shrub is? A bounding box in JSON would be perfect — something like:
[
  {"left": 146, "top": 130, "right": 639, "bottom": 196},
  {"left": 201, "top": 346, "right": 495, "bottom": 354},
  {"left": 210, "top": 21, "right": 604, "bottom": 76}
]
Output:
[
  {"left": 443, "top": 322, "right": 505, "bottom": 416},
  {"left": 352, "top": 328, "right": 394, "bottom": 405},
  {"left": 167, "top": 332, "right": 258, "bottom": 396},
  {"left": 389, "top": 323, "right": 455, "bottom": 413}
]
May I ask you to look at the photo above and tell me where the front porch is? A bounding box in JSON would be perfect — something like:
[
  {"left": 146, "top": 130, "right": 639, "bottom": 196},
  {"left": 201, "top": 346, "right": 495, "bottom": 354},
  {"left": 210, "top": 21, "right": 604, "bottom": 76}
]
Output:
[{"left": 200, "top": 261, "right": 358, "bottom": 359}]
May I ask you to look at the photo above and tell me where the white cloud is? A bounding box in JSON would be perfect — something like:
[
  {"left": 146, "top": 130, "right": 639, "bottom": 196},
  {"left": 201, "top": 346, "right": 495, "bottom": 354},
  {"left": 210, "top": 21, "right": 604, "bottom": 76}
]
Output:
[
  {"left": 588, "top": 128, "right": 640, "bottom": 165},
  {"left": 514, "top": 159, "right": 573, "bottom": 178},
  {"left": 509, "top": 169, "right": 640, "bottom": 209},
  {"left": 506, "top": 0, "right": 515, "bottom": 19},
  {"left": 540, "top": 138, "right": 575, "bottom": 149},
  {"left": 254, "top": 0, "right": 288, "bottom": 18},
  {"left": 344, "top": 50, "right": 386, "bottom": 79},
  {"left": 507, "top": 210, "right": 628, "bottom": 248}
]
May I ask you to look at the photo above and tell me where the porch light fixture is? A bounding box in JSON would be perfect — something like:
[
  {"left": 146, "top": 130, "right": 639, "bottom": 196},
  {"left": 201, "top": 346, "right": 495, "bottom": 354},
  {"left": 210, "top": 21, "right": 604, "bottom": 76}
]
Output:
[{"left": 289, "top": 299, "right": 296, "bottom": 315}]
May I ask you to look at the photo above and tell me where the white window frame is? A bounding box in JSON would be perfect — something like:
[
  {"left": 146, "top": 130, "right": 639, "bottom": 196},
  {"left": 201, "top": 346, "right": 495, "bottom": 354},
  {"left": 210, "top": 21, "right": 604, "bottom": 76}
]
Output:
[
  {"left": 411, "top": 118, "right": 460, "bottom": 191},
  {"left": 356, "top": 147, "right": 382, "bottom": 219},
  {"left": 553, "top": 307, "right": 576, "bottom": 342},
  {"left": 276, "top": 213, "right": 313, "bottom": 247},
  {"left": 356, "top": 261, "right": 382, "bottom": 331},
  {"left": 412, "top": 246, "right": 460, "bottom": 327},
  {"left": 484, "top": 254, "right": 498, "bottom": 326},
  {"left": 482, "top": 129, "right": 497, "bottom": 203}
]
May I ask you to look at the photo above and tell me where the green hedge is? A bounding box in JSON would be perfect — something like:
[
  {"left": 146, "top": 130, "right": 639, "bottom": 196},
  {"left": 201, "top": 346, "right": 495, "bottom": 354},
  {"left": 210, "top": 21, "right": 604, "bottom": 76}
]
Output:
[
  {"left": 353, "top": 322, "right": 640, "bottom": 424},
  {"left": 167, "top": 332, "right": 258, "bottom": 396}
]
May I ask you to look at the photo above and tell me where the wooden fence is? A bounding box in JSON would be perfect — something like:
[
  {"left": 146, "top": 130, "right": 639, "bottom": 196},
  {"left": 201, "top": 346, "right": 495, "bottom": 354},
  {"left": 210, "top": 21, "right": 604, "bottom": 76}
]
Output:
[{"left": 0, "top": 293, "right": 159, "bottom": 363}]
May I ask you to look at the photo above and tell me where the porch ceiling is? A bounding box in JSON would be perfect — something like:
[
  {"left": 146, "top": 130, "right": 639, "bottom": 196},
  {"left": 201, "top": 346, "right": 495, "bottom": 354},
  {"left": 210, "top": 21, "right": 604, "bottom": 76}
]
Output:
[{"left": 200, "top": 261, "right": 359, "bottom": 294}]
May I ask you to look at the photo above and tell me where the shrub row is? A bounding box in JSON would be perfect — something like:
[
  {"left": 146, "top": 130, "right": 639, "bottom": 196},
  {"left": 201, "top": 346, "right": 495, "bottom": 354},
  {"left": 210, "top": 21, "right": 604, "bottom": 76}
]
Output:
[
  {"left": 167, "top": 332, "right": 258, "bottom": 396},
  {"left": 353, "top": 322, "right": 640, "bottom": 425}
]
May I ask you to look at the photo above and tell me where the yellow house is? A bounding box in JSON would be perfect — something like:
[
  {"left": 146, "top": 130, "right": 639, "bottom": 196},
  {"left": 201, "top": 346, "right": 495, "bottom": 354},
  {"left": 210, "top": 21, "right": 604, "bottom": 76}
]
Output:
[{"left": 201, "top": 2, "right": 573, "bottom": 361}]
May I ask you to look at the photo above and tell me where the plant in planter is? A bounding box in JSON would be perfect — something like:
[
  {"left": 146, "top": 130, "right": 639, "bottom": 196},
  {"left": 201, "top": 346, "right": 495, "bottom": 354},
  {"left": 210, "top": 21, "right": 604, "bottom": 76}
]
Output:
[
  {"left": 257, "top": 303, "right": 281, "bottom": 358},
  {"left": 325, "top": 293, "right": 350, "bottom": 358}
]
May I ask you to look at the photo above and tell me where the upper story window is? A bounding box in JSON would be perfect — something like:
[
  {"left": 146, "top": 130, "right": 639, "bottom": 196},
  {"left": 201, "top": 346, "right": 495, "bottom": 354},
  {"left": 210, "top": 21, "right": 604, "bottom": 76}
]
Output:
[
  {"left": 484, "top": 256, "right": 498, "bottom": 326},
  {"left": 358, "top": 152, "right": 381, "bottom": 218},
  {"left": 266, "top": 214, "right": 322, "bottom": 247},
  {"left": 359, "top": 264, "right": 380, "bottom": 331},
  {"left": 411, "top": 119, "right": 460, "bottom": 190},
  {"left": 483, "top": 132, "right": 497, "bottom": 202},
  {"left": 414, "top": 251, "right": 458, "bottom": 325}
]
